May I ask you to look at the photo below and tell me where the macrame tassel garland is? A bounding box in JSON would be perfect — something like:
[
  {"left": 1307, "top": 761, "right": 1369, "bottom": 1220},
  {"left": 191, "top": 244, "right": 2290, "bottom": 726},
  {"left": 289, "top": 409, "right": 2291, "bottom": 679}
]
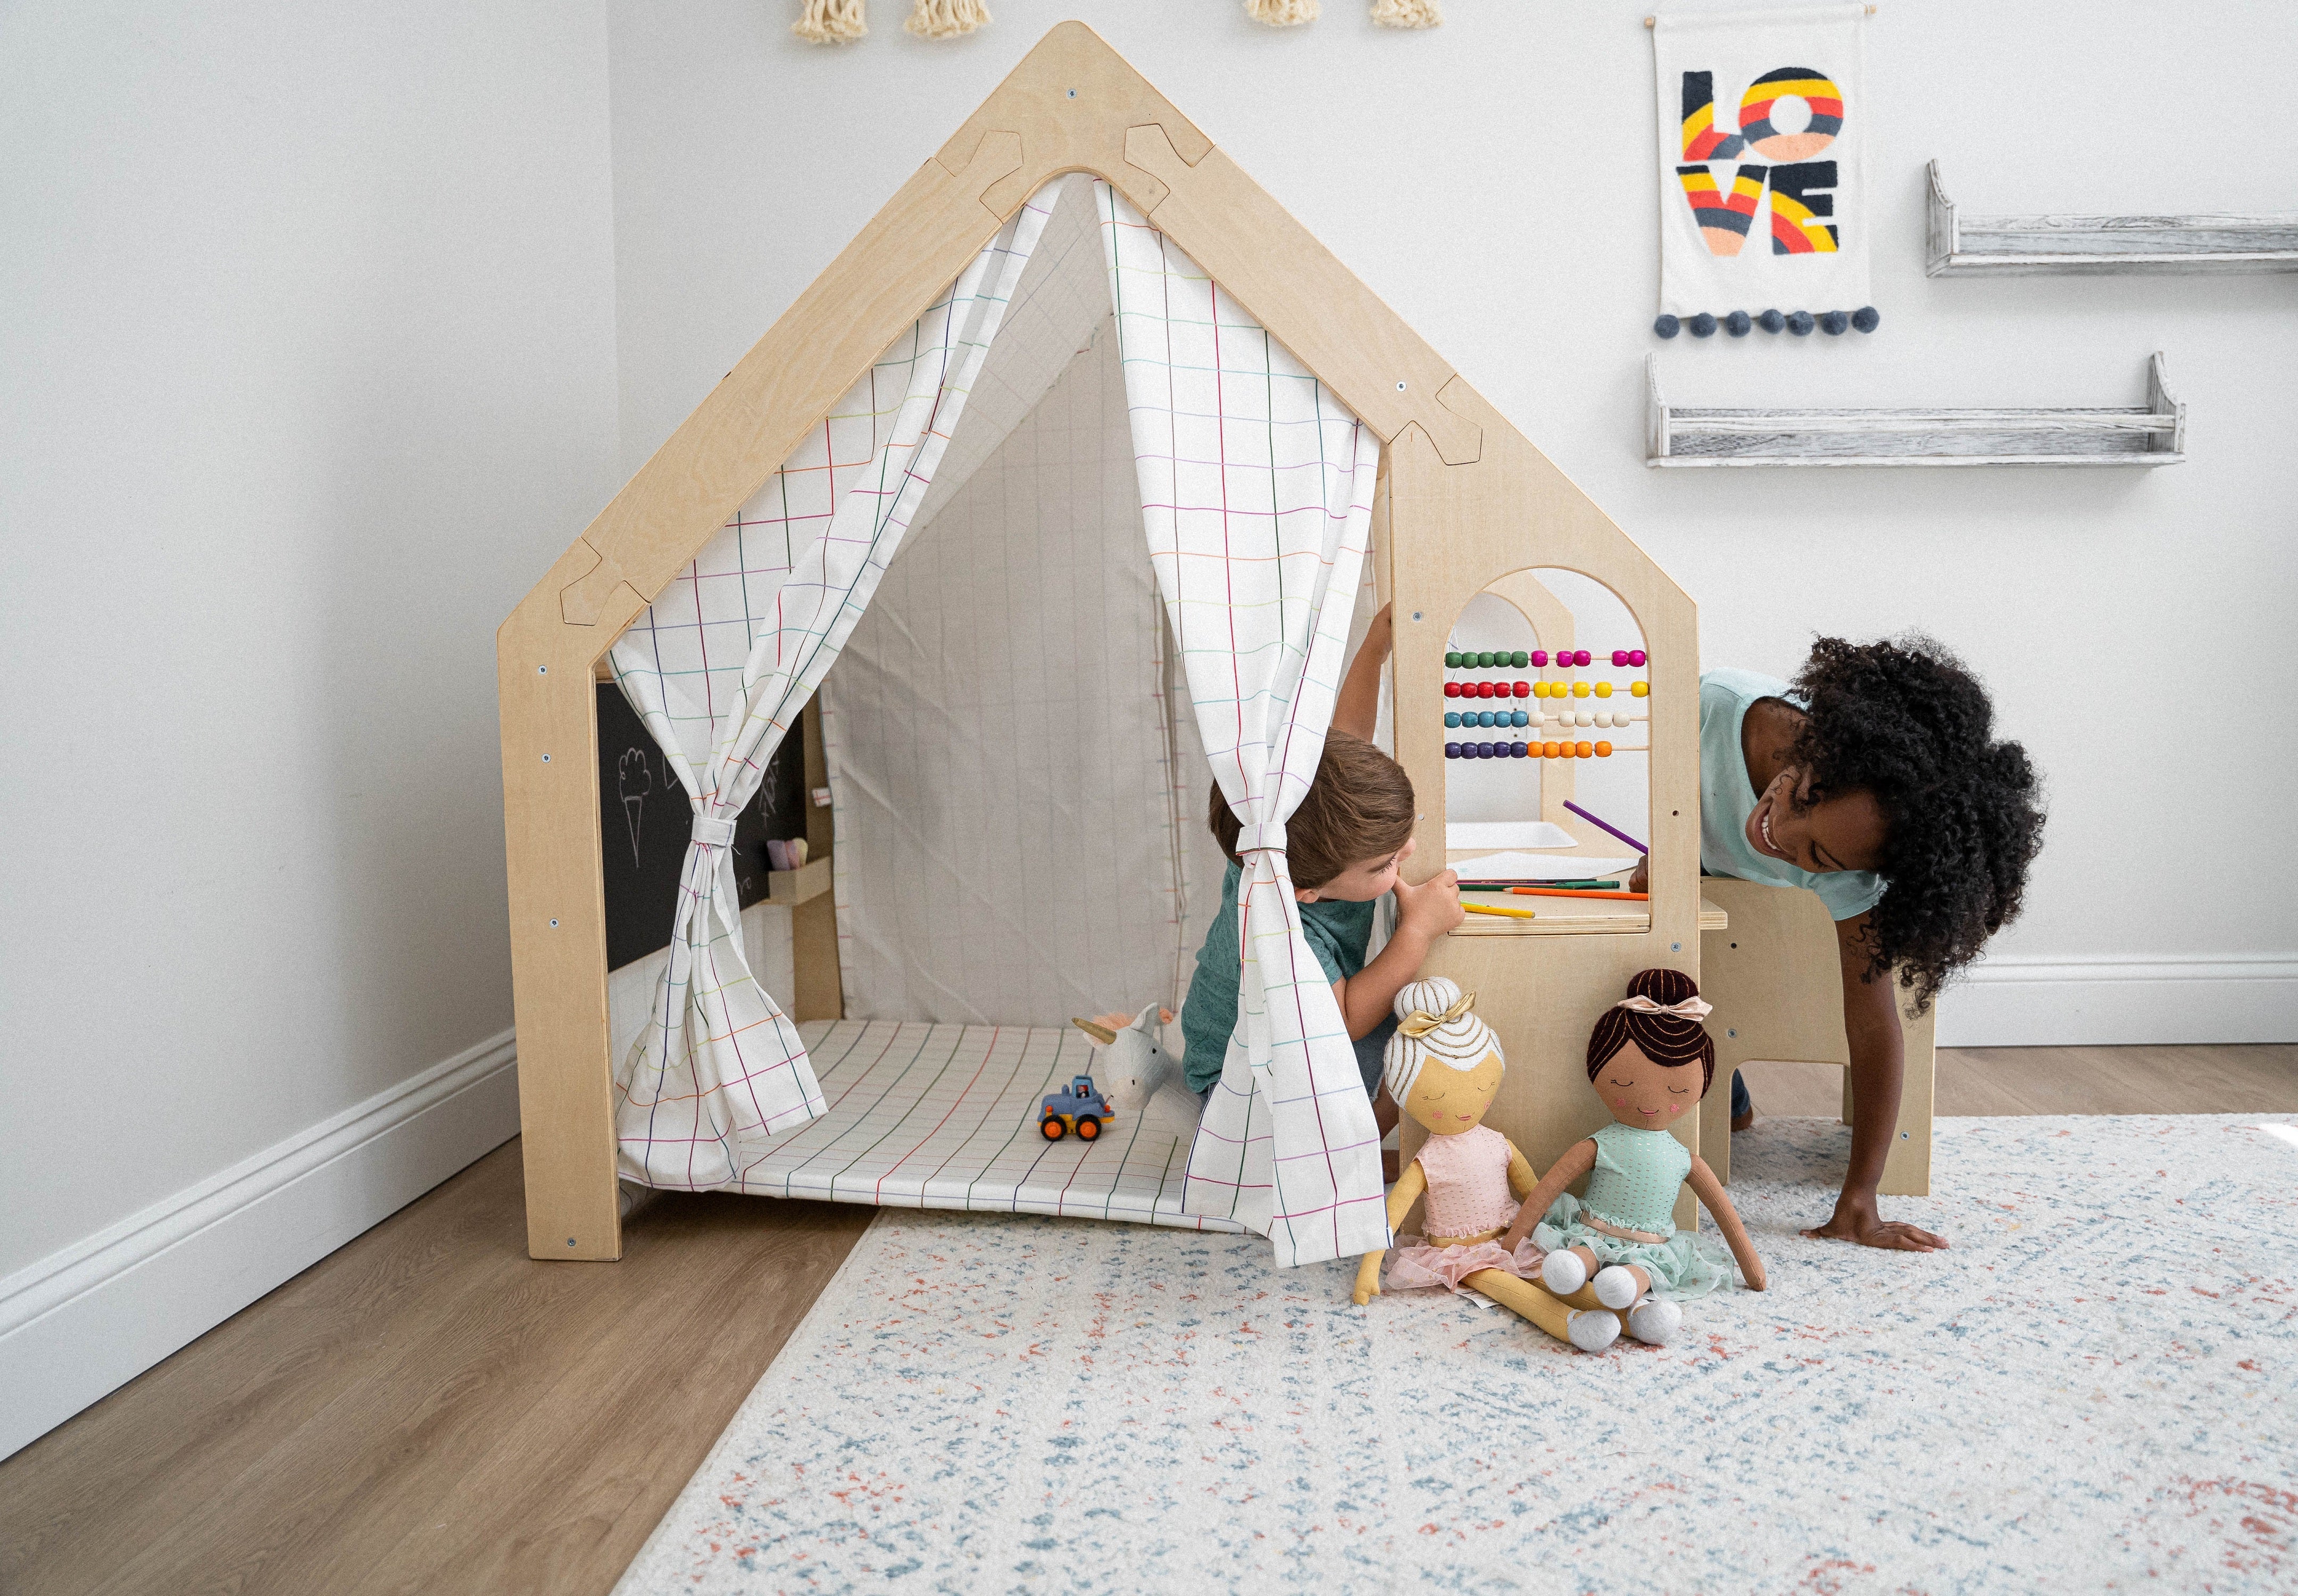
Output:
[
  {"left": 793, "top": 0, "right": 866, "bottom": 43},
  {"left": 1246, "top": 0, "right": 1320, "bottom": 26},
  {"left": 905, "top": 0, "right": 990, "bottom": 37},
  {"left": 1371, "top": 0, "right": 1442, "bottom": 27}
]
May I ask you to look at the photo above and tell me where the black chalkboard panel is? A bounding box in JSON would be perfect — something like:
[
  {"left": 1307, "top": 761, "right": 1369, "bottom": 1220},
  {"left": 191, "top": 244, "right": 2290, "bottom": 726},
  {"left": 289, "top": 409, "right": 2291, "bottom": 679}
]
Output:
[{"left": 598, "top": 685, "right": 811, "bottom": 971}]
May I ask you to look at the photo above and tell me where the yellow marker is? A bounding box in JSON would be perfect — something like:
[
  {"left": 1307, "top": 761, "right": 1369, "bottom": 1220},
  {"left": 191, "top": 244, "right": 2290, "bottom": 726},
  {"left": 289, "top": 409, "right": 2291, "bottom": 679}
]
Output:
[{"left": 1462, "top": 901, "right": 1537, "bottom": 919}]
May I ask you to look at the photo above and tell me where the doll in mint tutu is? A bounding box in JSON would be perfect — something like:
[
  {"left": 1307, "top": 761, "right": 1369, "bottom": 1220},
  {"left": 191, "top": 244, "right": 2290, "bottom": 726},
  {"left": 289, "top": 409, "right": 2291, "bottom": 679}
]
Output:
[{"left": 1496, "top": 968, "right": 1767, "bottom": 1351}]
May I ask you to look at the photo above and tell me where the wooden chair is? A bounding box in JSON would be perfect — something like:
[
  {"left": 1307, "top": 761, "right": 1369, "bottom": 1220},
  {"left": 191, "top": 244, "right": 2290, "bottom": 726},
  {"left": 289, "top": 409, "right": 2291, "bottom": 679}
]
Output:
[{"left": 1695, "top": 876, "right": 1935, "bottom": 1195}]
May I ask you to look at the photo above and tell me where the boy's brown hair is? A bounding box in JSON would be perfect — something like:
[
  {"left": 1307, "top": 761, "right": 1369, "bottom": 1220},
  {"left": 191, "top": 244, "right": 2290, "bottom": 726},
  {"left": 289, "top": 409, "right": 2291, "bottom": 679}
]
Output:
[{"left": 1208, "top": 730, "right": 1417, "bottom": 890}]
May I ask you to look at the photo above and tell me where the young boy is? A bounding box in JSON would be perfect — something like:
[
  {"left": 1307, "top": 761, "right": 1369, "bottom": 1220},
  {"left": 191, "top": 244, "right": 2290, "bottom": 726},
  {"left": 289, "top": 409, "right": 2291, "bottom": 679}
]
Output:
[
  {"left": 1631, "top": 635, "right": 2045, "bottom": 1253},
  {"left": 1099, "top": 608, "right": 1462, "bottom": 1128}
]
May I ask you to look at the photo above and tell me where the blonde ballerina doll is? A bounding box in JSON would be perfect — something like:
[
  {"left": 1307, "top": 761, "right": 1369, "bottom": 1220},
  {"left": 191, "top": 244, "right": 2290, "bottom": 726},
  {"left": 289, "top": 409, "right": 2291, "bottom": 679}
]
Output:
[
  {"left": 1496, "top": 968, "right": 1768, "bottom": 1350},
  {"left": 1349, "top": 978, "right": 1632, "bottom": 1353}
]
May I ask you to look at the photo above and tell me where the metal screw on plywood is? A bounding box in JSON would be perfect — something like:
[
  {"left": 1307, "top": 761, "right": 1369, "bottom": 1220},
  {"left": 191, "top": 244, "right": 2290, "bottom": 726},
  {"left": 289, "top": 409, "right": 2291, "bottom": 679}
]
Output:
[
  {"left": 1927, "top": 160, "right": 2298, "bottom": 277},
  {"left": 1644, "top": 352, "right": 2185, "bottom": 468}
]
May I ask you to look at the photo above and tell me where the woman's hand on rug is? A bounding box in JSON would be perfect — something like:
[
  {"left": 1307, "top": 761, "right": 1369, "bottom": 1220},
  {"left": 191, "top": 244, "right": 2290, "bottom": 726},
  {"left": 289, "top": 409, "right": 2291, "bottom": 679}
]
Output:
[
  {"left": 1352, "top": 1253, "right": 1383, "bottom": 1306},
  {"left": 1802, "top": 1192, "right": 1947, "bottom": 1252}
]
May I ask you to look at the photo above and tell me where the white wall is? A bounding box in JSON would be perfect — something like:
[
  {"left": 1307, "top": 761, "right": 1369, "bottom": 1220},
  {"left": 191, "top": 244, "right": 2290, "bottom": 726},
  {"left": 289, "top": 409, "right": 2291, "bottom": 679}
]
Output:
[
  {"left": 606, "top": 0, "right": 2298, "bottom": 1046},
  {"left": 0, "top": 2, "right": 620, "bottom": 1455}
]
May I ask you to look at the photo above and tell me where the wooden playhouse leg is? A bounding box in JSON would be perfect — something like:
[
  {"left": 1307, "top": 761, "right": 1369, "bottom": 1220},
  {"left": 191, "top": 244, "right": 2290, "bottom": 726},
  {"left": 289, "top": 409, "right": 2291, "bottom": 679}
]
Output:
[{"left": 1696, "top": 877, "right": 1934, "bottom": 1198}]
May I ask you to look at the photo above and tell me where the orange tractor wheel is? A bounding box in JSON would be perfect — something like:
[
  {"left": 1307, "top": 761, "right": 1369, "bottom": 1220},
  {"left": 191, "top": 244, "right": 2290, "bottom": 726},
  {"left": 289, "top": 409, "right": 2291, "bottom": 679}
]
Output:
[
  {"left": 1040, "top": 1115, "right": 1067, "bottom": 1141},
  {"left": 1076, "top": 1116, "right": 1101, "bottom": 1141}
]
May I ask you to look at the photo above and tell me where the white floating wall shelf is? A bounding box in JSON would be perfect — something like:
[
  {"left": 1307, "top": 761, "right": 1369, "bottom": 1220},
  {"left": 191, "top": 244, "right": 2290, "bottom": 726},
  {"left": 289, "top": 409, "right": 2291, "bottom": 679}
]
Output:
[
  {"left": 1927, "top": 161, "right": 2298, "bottom": 276},
  {"left": 1645, "top": 352, "right": 2185, "bottom": 468}
]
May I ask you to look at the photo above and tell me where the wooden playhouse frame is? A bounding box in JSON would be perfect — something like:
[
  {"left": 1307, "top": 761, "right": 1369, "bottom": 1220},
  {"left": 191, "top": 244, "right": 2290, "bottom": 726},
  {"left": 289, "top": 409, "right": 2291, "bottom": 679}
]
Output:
[{"left": 497, "top": 22, "right": 1706, "bottom": 1262}]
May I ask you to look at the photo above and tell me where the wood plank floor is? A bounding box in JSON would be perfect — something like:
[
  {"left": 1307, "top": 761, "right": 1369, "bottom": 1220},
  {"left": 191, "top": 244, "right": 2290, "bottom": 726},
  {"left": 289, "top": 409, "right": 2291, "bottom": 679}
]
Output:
[{"left": 4, "top": 1044, "right": 2293, "bottom": 1596}]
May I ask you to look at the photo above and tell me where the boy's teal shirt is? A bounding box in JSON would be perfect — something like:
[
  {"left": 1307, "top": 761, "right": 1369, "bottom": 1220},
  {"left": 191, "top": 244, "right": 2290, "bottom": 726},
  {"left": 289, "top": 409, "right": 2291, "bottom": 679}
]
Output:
[
  {"left": 1701, "top": 668, "right": 1885, "bottom": 922},
  {"left": 1180, "top": 859, "right": 1377, "bottom": 1095}
]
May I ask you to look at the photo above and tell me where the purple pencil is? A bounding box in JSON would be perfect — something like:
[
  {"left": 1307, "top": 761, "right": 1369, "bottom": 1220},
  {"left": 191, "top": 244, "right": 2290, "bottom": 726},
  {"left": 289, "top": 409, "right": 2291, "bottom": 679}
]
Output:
[{"left": 1563, "top": 799, "right": 1648, "bottom": 855}]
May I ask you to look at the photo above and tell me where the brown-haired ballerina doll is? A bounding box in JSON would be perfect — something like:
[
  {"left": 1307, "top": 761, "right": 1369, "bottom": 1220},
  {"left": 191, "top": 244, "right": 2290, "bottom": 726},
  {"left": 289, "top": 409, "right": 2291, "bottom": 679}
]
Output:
[
  {"left": 1350, "top": 978, "right": 1635, "bottom": 1354},
  {"left": 1498, "top": 968, "right": 1767, "bottom": 1348}
]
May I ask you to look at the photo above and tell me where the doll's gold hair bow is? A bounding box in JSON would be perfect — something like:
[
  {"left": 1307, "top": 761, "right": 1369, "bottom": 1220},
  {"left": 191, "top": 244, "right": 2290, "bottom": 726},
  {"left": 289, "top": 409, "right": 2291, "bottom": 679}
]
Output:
[
  {"left": 1614, "top": 994, "right": 1713, "bottom": 1021},
  {"left": 1397, "top": 987, "right": 1478, "bottom": 1037}
]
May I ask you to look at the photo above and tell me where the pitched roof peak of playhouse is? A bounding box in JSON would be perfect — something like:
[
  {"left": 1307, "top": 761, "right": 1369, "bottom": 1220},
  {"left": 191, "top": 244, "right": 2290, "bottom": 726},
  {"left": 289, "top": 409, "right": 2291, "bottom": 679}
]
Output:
[{"left": 535, "top": 20, "right": 1508, "bottom": 643}]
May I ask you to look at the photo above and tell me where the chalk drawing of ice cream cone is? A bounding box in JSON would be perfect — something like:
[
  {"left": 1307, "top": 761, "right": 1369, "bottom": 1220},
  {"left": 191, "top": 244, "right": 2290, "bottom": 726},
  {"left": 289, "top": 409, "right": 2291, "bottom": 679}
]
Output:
[{"left": 618, "top": 749, "right": 651, "bottom": 869}]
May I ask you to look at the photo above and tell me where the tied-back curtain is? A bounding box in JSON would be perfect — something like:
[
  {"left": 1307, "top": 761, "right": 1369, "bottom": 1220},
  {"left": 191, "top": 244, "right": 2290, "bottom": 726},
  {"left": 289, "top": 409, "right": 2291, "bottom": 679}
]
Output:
[
  {"left": 606, "top": 189, "right": 1058, "bottom": 1190},
  {"left": 1094, "top": 180, "right": 1388, "bottom": 1268}
]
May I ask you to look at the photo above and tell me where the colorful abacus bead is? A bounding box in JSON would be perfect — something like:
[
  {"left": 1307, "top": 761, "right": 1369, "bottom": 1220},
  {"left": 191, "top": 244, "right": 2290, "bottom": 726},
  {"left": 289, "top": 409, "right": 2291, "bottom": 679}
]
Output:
[
  {"left": 1573, "top": 649, "right": 1592, "bottom": 667},
  {"left": 1595, "top": 681, "right": 1612, "bottom": 698},
  {"left": 1576, "top": 741, "right": 1593, "bottom": 758},
  {"left": 1531, "top": 681, "right": 1550, "bottom": 699},
  {"left": 1510, "top": 740, "right": 1528, "bottom": 757},
  {"left": 1511, "top": 709, "right": 1529, "bottom": 727},
  {"left": 1444, "top": 681, "right": 1461, "bottom": 698},
  {"left": 1543, "top": 741, "right": 1560, "bottom": 758},
  {"left": 1611, "top": 650, "right": 1629, "bottom": 666},
  {"left": 1631, "top": 681, "right": 1650, "bottom": 698},
  {"left": 1478, "top": 651, "right": 1496, "bottom": 668},
  {"left": 1529, "top": 650, "right": 1548, "bottom": 667},
  {"left": 1571, "top": 681, "right": 1591, "bottom": 698},
  {"left": 1629, "top": 650, "right": 1646, "bottom": 666},
  {"left": 1444, "top": 711, "right": 1460, "bottom": 728},
  {"left": 1512, "top": 680, "right": 1530, "bottom": 697},
  {"left": 1445, "top": 651, "right": 1462, "bottom": 668},
  {"left": 1445, "top": 742, "right": 1461, "bottom": 758},
  {"left": 1595, "top": 741, "right": 1613, "bottom": 757}
]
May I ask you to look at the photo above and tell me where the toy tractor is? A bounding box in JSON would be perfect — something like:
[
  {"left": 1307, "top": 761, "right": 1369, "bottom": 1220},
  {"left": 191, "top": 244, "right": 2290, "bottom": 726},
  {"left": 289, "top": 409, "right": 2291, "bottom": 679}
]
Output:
[{"left": 1038, "top": 1073, "right": 1114, "bottom": 1141}]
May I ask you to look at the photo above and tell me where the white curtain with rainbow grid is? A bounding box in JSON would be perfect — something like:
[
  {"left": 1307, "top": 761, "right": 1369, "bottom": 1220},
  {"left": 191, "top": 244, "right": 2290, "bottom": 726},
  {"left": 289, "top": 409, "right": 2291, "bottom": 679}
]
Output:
[
  {"left": 606, "top": 189, "right": 1059, "bottom": 1191},
  {"left": 1094, "top": 180, "right": 1391, "bottom": 1269}
]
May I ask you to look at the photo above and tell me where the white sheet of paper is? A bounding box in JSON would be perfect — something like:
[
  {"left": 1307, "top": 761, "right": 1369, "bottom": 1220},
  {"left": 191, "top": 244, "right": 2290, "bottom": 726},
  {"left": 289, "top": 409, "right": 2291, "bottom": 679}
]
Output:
[
  {"left": 1444, "top": 821, "right": 1577, "bottom": 851},
  {"left": 1442, "top": 850, "right": 1642, "bottom": 882}
]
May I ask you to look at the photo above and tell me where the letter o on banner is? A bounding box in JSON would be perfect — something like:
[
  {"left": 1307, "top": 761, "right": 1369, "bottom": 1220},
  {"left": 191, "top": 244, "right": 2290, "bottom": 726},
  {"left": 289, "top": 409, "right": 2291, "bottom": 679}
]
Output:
[{"left": 1739, "top": 67, "right": 1842, "bottom": 161}]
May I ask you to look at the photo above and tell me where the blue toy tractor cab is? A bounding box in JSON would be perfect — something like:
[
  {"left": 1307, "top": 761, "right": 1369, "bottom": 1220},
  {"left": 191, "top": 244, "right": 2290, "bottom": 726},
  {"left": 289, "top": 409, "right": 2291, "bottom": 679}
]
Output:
[{"left": 1038, "top": 1073, "right": 1114, "bottom": 1141}]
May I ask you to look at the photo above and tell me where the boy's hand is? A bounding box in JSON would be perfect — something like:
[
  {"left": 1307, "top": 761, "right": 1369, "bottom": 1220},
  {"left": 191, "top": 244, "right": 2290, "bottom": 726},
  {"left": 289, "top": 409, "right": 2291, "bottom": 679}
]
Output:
[
  {"left": 1395, "top": 867, "right": 1463, "bottom": 941},
  {"left": 1362, "top": 603, "right": 1394, "bottom": 661},
  {"left": 1627, "top": 857, "right": 1648, "bottom": 894}
]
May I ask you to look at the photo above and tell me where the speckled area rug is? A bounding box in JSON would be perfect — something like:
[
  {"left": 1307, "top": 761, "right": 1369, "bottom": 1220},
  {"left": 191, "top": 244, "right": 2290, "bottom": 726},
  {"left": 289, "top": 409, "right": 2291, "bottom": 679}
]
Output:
[{"left": 614, "top": 1115, "right": 2298, "bottom": 1595}]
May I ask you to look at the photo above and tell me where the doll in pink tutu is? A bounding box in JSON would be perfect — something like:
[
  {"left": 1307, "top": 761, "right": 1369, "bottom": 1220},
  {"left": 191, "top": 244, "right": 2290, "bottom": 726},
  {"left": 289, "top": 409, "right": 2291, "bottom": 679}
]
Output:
[{"left": 1349, "top": 978, "right": 1630, "bottom": 1352}]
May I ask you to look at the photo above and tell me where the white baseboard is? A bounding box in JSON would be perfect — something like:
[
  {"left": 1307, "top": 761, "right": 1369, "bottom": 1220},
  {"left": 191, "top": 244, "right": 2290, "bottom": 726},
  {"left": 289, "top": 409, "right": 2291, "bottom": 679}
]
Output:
[
  {"left": 0, "top": 1029, "right": 520, "bottom": 1462},
  {"left": 1938, "top": 955, "right": 2298, "bottom": 1048}
]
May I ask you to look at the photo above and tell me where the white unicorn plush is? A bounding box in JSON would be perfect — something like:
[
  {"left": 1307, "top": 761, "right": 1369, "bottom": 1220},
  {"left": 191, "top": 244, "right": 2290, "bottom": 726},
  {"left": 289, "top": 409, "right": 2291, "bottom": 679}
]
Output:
[{"left": 1070, "top": 1004, "right": 1201, "bottom": 1136}]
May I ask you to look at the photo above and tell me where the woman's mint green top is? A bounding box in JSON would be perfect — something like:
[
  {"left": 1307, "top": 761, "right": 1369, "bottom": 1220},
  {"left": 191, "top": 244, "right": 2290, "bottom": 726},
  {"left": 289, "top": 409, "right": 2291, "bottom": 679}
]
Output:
[
  {"left": 1581, "top": 1123, "right": 1694, "bottom": 1236},
  {"left": 1180, "top": 860, "right": 1376, "bottom": 1094},
  {"left": 1701, "top": 668, "right": 1885, "bottom": 923}
]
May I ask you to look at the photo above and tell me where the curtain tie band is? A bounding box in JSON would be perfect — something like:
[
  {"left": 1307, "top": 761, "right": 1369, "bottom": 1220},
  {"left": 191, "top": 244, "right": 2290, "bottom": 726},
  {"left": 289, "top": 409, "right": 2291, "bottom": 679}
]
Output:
[
  {"left": 1397, "top": 987, "right": 1478, "bottom": 1038},
  {"left": 689, "top": 814, "right": 739, "bottom": 849},
  {"left": 1234, "top": 820, "right": 1287, "bottom": 854},
  {"left": 1615, "top": 993, "right": 1712, "bottom": 1022}
]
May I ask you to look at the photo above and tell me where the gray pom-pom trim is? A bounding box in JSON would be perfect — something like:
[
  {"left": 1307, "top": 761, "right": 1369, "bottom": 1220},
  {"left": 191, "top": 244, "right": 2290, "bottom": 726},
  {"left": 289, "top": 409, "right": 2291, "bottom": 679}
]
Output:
[
  {"left": 1688, "top": 313, "right": 1718, "bottom": 338},
  {"left": 1852, "top": 305, "right": 1881, "bottom": 332},
  {"left": 1786, "top": 310, "right": 1816, "bottom": 336},
  {"left": 1819, "top": 310, "right": 1851, "bottom": 335},
  {"left": 1724, "top": 310, "right": 1751, "bottom": 337},
  {"left": 1758, "top": 309, "right": 1786, "bottom": 334},
  {"left": 1654, "top": 314, "right": 1681, "bottom": 338}
]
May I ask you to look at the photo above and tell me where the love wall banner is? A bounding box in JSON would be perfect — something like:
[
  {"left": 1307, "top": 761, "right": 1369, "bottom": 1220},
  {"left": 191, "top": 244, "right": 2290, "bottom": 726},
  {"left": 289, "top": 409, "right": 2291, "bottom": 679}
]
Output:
[{"left": 1651, "top": 3, "right": 1876, "bottom": 340}]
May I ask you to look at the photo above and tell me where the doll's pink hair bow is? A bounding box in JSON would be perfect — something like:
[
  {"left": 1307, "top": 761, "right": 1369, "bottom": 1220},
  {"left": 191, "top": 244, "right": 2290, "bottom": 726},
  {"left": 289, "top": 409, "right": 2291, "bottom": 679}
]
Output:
[{"left": 1615, "top": 994, "right": 1712, "bottom": 1021}]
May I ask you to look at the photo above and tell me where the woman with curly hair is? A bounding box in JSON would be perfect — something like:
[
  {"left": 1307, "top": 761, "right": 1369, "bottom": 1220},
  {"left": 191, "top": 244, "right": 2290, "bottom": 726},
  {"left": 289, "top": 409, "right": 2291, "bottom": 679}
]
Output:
[{"left": 1630, "top": 635, "right": 2045, "bottom": 1252}]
